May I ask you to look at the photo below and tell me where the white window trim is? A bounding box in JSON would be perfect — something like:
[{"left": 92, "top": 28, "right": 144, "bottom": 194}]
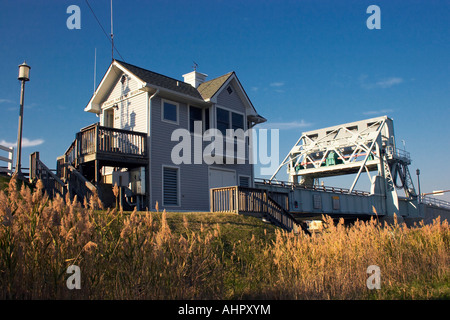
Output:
[
  {"left": 161, "top": 99, "right": 179, "bottom": 125},
  {"left": 162, "top": 165, "right": 181, "bottom": 207},
  {"left": 238, "top": 174, "right": 252, "bottom": 188}
]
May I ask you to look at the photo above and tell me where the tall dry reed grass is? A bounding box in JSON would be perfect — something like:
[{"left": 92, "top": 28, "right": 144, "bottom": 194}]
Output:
[{"left": 0, "top": 177, "right": 448, "bottom": 299}]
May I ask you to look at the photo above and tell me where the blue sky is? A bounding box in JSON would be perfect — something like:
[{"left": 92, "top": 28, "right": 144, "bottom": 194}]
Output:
[{"left": 0, "top": 0, "right": 449, "bottom": 199}]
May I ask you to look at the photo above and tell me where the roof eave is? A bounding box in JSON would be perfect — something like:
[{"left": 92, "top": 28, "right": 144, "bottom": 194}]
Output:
[
  {"left": 248, "top": 114, "right": 267, "bottom": 125},
  {"left": 142, "top": 83, "right": 210, "bottom": 106}
]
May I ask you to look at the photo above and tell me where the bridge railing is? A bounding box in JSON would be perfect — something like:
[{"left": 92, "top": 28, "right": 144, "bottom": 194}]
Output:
[
  {"left": 254, "top": 178, "right": 370, "bottom": 196},
  {"left": 420, "top": 195, "right": 450, "bottom": 210}
]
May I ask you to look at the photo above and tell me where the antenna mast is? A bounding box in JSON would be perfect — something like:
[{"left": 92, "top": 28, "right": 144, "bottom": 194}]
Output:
[
  {"left": 110, "top": 0, "right": 114, "bottom": 61},
  {"left": 94, "top": 47, "right": 97, "bottom": 93}
]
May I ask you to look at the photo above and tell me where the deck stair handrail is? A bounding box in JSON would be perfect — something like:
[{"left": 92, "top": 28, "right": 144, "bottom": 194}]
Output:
[
  {"left": 29, "top": 152, "right": 66, "bottom": 198},
  {"left": 65, "top": 164, "right": 98, "bottom": 202},
  {"left": 210, "top": 186, "right": 299, "bottom": 232}
]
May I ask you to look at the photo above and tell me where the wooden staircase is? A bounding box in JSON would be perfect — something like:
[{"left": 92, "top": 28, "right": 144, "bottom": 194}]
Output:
[
  {"left": 30, "top": 151, "right": 98, "bottom": 202},
  {"left": 30, "top": 152, "right": 66, "bottom": 198},
  {"left": 210, "top": 186, "right": 309, "bottom": 233}
]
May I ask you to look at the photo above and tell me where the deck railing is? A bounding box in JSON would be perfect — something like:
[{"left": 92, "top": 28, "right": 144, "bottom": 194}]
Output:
[
  {"left": 78, "top": 123, "right": 147, "bottom": 158},
  {"left": 59, "top": 123, "right": 148, "bottom": 177},
  {"left": 210, "top": 186, "right": 297, "bottom": 232}
]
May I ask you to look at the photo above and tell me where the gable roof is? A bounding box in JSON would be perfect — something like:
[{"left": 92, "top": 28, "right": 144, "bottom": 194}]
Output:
[
  {"left": 115, "top": 60, "right": 204, "bottom": 100},
  {"left": 197, "top": 72, "right": 234, "bottom": 100},
  {"left": 85, "top": 60, "right": 265, "bottom": 124}
]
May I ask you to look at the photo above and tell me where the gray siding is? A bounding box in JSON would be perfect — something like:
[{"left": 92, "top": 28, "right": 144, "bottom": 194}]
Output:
[
  {"left": 150, "top": 96, "right": 212, "bottom": 211},
  {"left": 216, "top": 82, "right": 246, "bottom": 113},
  {"left": 148, "top": 80, "right": 254, "bottom": 211}
]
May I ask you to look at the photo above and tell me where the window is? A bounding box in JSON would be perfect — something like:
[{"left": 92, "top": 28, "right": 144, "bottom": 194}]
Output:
[
  {"left": 232, "top": 113, "right": 244, "bottom": 131},
  {"left": 189, "top": 106, "right": 203, "bottom": 133},
  {"left": 162, "top": 101, "right": 178, "bottom": 123},
  {"left": 227, "top": 86, "right": 233, "bottom": 94},
  {"left": 217, "top": 108, "right": 230, "bottom": 135},
  {"left": 204, "top": 108, "right": 210, "bottom": 131},
  {"left": 216, "top": 107, "right": 245, "bottom": 135},
  {"left": 163, "top": 167, "right": 179, "bottom": 206}
]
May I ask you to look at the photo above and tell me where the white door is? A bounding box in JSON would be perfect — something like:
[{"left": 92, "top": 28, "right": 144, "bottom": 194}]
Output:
[
  {"left": 209, "top": 169, "right": 236, "bottom": 189},
  {"left": 104, "top": 108, "right": 114, "bottom": 128}
]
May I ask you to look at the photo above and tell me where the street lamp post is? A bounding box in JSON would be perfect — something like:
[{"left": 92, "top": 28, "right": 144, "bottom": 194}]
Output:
[{"left": 14, "top": 61, "right": 31, "bottom": 179}]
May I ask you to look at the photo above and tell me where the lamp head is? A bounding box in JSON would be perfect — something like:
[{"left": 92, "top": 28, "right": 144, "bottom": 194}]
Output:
[{"left": 18, "top": 61, "right": 31, "bottom": 81}]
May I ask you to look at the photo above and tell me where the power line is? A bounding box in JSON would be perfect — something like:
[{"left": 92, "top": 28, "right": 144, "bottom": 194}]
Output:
[{"left": 84, "top": 0, "right": 125, "bottom": 62}]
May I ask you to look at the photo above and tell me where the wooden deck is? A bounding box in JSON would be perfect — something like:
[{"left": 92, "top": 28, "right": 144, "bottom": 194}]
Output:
[{"left": 61, "top": 123, "right": 148, "bottom": 168}]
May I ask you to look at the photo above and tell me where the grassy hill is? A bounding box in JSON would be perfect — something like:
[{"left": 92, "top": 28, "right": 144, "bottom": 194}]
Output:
[
  {"left": 163, "top": 210, "right": 277, "bottom": 241},
  {"left": 1, "top": 176, "right": 449, "bottom": 300}
]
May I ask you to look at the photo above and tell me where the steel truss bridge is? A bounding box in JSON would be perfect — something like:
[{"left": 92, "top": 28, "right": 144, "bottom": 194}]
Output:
[{"left": 211, "top": 116, "right": 450, "bottom": 230}]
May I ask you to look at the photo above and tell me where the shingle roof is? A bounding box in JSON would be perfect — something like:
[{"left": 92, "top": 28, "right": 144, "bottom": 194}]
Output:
[
  {"left": 115, "top": 60, "right": 204, "bottom": 100},
  {"left": 197, "top": 72, "right": 234, "bottom": 100}
]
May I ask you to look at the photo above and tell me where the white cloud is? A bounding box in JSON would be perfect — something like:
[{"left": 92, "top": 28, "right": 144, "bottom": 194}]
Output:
[
  {"left": 259, "top": 119, "right": 312, "bottom": 130},
  {"left": 0, "top": 138, "right": 44, "bottom": 148},
  {"left": 363, "top": 109, "right": 394, "bottom": 116},
  {"left": 0, "top": 99, "right": 14, "bottom": 104},
  {"left": 360, "top": 75, "right": 404, "bottom": 89},
  {"left": 269, "top": 82, "right": 285, "bottom": 87},
  {"left": 375, "top": 77, "right": 403, "bottom": 88}
]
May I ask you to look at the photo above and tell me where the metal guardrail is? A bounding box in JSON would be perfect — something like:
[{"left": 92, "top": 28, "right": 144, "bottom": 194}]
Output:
[
  {"left": 255, "top": 178, "right": 370, "bottom": 196},
  {"left": 420, "top": 196, "right": 450, "bottom": 210},
  {"left": 386, "top": 146, "right": 411, "bottom": 164}
]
